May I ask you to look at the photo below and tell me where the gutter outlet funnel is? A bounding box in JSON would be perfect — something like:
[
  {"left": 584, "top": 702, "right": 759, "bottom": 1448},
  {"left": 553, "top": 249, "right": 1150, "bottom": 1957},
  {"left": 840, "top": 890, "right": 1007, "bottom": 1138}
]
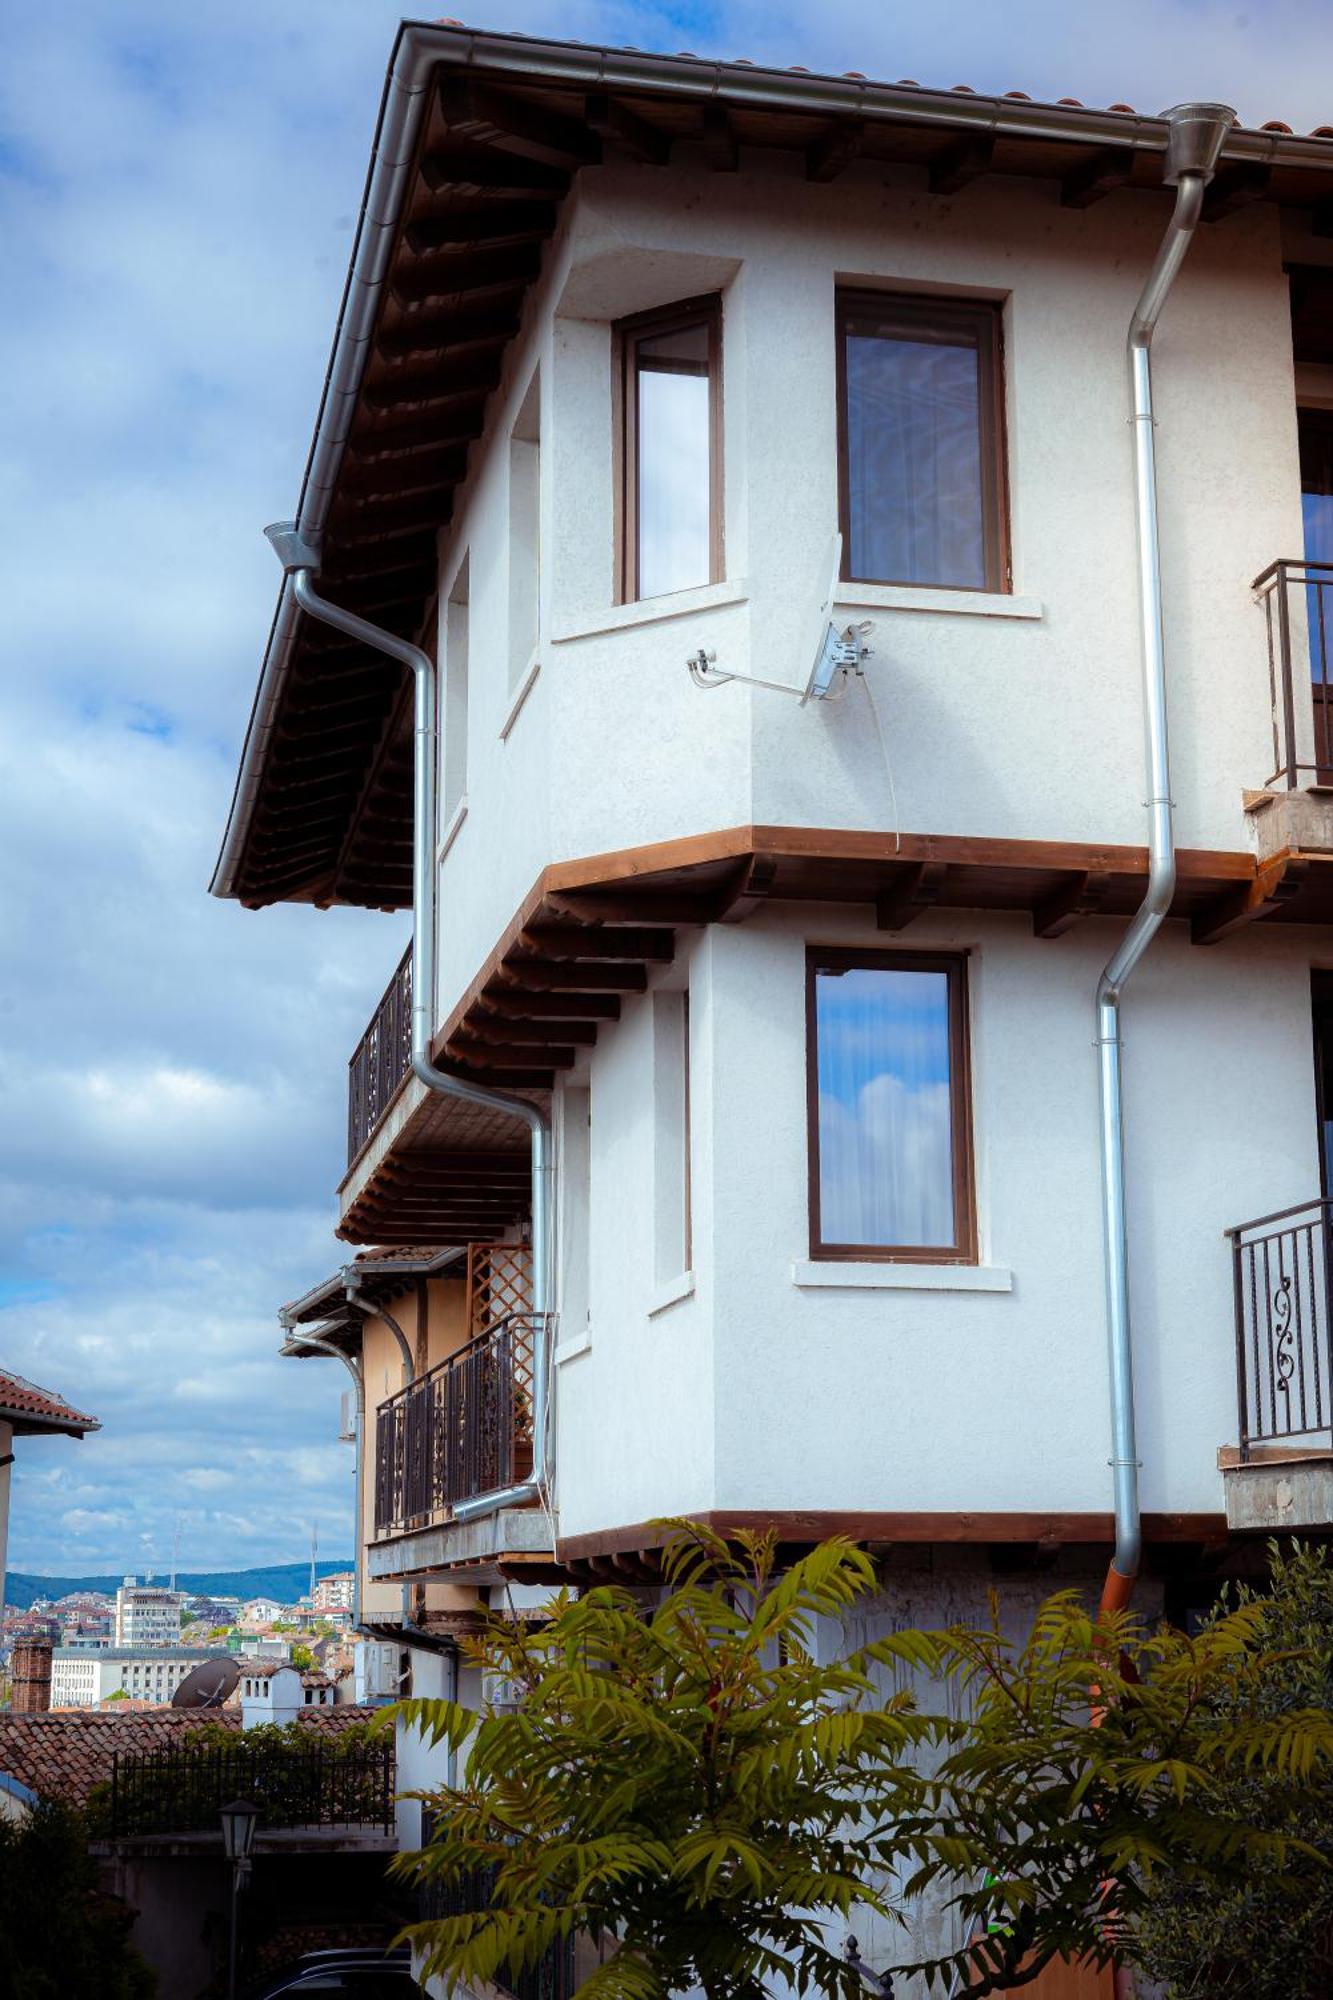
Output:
[
  {"left": 264, "top": 521, "right": 324, "bottom": 574},
  {"left": 1160, "top": 103, "right": 1235, "bottom": 185}
]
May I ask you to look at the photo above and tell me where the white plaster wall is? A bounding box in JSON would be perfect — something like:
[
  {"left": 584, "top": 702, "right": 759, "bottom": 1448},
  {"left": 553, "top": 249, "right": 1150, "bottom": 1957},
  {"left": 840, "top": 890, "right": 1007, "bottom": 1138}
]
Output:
[
  {"left": 553, "top": 907, "right": 1326, "bottom": 1539},
  {"left": 553, "top": 931, "right": 716, "bottom": 1534},
  {"left": 427, "top": 157, "right": 1303, "bottom": 1033}
]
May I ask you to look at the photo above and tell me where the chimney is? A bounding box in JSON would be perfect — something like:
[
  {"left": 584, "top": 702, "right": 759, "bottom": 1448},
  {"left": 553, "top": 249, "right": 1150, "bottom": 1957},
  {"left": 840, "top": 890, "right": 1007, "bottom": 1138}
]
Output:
[{"left": 12, "top": 1638, "right": 52, "bottom": 1714}]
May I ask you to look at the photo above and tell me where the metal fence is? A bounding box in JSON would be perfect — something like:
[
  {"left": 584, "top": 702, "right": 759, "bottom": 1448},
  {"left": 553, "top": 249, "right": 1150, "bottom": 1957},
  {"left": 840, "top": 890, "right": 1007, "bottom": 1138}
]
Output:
[
  {"left": 1228, "top": 1198, "right": 1333, "bottom": 1457},
  {"left": 374, "top": 1313, "right": 543, "bottom": 1535},
  {"left": 418, "top": 1859, "right": 577, "bottom": 2000},
  {"left": 1253, "top": 557, "right": 1333, "bottom": 789},
  {"left": 106, "top": 1737, "right": 395, "bottom": 1839},
  {"left": 347, "top": 945, "right": 413, "bottom": 1164}
]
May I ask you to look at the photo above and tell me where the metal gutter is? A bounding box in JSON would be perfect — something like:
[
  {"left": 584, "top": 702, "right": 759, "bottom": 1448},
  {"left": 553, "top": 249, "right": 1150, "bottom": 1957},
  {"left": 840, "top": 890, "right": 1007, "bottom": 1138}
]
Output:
[
  {"left": 1094, "top": 103, "right": 1235, "bottom": 1620},
  {"left": 210, "top": 21, "right": 1330, "bottom": 903}
]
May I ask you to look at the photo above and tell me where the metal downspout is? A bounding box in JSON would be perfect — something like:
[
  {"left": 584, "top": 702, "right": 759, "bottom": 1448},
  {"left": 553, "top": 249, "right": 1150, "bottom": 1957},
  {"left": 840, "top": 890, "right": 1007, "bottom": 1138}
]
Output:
[
  {"left": 279, "top": 1325, "right": 367, "bottom": 1631},
  {"left": 265, "top": 532, "right": 555, "bottom": 1533},
  {"left": 345, "top": 1282, "right": 418, "bottom": 1633},
  {"left": 1096, "top": 104, "right": 1234, "bottom": 1620}
]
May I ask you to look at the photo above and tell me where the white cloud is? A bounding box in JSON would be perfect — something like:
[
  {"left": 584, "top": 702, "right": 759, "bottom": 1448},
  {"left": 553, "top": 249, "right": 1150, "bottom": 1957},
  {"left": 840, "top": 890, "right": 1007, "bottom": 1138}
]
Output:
[{"left": 3, "top": 0, "right": 1330, "bottom": 1574}]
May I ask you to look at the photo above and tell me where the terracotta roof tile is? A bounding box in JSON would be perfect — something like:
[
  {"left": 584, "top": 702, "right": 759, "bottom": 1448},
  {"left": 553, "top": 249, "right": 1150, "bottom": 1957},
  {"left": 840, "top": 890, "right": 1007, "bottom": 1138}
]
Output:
[
  {"left": 0, "top": 1369, "right": 99, "bottom": 1436},
  {"left": 0, "top": 1706, "right": 380, "bottom": 1806}
]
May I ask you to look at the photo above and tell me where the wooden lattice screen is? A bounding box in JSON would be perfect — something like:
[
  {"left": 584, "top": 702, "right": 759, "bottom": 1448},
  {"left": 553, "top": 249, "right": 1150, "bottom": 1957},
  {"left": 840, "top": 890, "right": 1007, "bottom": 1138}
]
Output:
[{"left": 466, "top": 1244, "right": 537, "bottom": 1456}]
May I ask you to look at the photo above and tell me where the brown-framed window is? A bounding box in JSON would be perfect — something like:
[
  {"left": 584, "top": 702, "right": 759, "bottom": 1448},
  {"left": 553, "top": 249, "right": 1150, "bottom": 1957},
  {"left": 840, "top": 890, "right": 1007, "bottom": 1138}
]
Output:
[
  {"left": 836, "top": 290, "right": 1009, "bottom": 594},
  {"left": 806, "top": 948, "right": 976, "bottom": 1263},
  {"left": 617, "top": 294, "right": 722, "bottom": 602}
]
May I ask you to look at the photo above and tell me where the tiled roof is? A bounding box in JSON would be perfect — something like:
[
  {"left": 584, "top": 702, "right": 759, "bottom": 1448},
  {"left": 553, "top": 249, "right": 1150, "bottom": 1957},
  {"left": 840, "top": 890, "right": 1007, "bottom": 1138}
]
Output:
[
  {"left": 0, "top": 1369, "right": 99, "bottom": 1437},
  {"left": 0, "top": 1706, "right": 381, "bottom": 1806}
]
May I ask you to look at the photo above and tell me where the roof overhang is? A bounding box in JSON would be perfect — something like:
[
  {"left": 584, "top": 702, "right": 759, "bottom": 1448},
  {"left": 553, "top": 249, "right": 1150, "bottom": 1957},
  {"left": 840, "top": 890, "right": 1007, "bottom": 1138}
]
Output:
[
  {"left": 212, "top": 21, "right": 1333, "bottom": 914},
  {"left": 281, "top": 1246, "right": 467, "bottom": 1328}
]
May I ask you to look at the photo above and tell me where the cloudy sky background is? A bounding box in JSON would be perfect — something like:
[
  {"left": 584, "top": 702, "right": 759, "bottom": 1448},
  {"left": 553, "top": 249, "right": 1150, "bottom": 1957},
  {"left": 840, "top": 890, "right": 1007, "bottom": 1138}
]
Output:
[{"left": 4, "top": 0, "right": 1333, "bottom": 1578}]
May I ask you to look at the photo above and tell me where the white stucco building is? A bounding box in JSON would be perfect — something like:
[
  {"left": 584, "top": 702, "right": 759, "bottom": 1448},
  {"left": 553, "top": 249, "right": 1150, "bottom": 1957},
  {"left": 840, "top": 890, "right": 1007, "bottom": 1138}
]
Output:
[
  {"left": 215, "top": 22, "right": 1333, "bottom": 1990},
  {"left": 112, "top": 1580, "right": 183, "bottom": 1649},
  {"left": 51, "top": 1647, "right": 216, "bottom": 1709}
]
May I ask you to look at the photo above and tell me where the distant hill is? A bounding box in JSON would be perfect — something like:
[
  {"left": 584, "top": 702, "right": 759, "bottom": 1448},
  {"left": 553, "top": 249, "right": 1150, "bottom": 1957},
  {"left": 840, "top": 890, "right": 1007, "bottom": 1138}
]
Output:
[{"left": 3, "top": 1561, "right": 355, "bottom": 1612}]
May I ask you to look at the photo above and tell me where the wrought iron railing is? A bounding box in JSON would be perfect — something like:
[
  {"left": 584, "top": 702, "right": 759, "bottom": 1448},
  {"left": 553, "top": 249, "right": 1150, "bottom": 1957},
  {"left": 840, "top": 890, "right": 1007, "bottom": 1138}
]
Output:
[
  {"left": 374, "top": 1313, "right": 544, "bottom": 1535},
  {"left": 104, "top": 1738, "right": 395, "bottom": 1839},
  {"left": 348, "top": 945, "right": 413, "bottom": 1164},
  {"left": 1253, "top": 557, "right": 1333, "bottom": 789},
  {"left": 1228, "top": 1199, "right": 1333, "bottom": 1457}
]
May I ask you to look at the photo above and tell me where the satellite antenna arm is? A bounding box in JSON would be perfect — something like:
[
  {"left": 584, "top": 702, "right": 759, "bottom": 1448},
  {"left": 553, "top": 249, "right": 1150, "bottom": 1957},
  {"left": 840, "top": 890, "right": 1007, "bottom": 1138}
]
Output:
[{"left": 683, "top": 534, "right": 872, "bottom": 702}]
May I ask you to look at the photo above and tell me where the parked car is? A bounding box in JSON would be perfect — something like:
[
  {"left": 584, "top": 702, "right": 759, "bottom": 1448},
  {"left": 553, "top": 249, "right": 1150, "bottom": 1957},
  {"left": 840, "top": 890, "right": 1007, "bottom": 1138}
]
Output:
[{"left": 246, "top": 1948, "right": 418, "bottom": 1998}]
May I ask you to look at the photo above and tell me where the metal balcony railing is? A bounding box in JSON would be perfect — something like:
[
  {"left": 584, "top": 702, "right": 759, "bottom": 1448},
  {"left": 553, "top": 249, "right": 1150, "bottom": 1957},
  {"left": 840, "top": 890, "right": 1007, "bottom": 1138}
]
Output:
[
  {"left": 104, "top": 1738, "right": 395, "bottom": 1839},
  {"left": 374, "top": 1313, "right": 544, "bottom": 1535},
  {"left": 1253, "top": 557, "right": 1333, "bottom": 790},
  {"left": 418, "top": 1855, "right": 578, "bottom": 2000},
  {"left": 1228, "top": 1199, "right": 1333, "bottom": 1458},
  {"left": 347, "top": 945, "right": 412, "bottom": 1165}
]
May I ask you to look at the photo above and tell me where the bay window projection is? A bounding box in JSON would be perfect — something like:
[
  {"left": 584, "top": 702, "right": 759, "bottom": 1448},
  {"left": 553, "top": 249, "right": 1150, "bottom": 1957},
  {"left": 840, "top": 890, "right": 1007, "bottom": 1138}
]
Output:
[
  {"left": 836, "top": 291, "right": 1008, "bottom": 593},
  {"left": 441, "top": 556, "right": 469, "bottom": 829},
  {"left": 807, "top": 950, "right": 975, "bottom": 1262},
  {"left": 619, "top": 297, "right": 721, "bottom": 602},
  {"left": 508, "top": 372, "right": 540, "bottom": 690}
]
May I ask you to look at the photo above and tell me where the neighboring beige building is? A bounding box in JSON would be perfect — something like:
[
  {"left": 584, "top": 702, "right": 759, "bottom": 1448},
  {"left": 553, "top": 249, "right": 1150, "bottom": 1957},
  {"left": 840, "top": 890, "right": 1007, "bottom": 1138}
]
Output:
[{"left": 112, "top": 1581, "right": 182, "bottom": 1649}]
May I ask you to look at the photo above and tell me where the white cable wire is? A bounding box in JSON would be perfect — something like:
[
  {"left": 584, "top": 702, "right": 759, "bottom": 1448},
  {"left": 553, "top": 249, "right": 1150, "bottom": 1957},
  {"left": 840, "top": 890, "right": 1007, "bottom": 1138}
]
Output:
[{"left": 859, "top": 667, "right": 901, "bottom": 855}]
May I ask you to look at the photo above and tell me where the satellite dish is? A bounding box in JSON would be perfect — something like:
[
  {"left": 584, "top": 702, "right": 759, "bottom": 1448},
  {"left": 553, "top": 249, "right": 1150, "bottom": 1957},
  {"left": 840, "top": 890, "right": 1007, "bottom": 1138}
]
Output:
[
  {"left": 792, "top": 536, "right": 844, "bottom": 708},
  {"left": 686, "top": 531, "right": 870, "bottom": 699},
  {"left": 172, "top": 1656, "right": 240, "bottom": 1710}
]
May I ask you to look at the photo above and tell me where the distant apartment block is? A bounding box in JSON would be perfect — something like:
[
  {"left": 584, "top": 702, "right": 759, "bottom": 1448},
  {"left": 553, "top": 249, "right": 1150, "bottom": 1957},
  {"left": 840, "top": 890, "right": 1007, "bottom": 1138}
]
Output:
[
  {"left": 50, "top": 1647, "right": 217, "bottom": 1710},
  {"left": 113, "top": 1580, "right": 183, "bottom": 1649},
  {"left": 311, "top": 1571, "right": 355, "bottom": 1614}
]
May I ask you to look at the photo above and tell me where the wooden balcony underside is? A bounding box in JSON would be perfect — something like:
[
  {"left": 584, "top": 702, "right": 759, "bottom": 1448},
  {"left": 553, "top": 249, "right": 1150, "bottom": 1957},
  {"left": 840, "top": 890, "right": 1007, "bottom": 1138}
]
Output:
[{"left": 339, "top": 823, "right": 1326, "bottom": 1244}]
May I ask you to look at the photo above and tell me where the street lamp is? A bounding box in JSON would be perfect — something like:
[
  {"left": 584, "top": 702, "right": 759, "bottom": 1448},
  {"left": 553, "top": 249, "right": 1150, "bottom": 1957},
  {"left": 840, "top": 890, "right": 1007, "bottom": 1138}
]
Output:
[{"left": 220, "top": 1797, "right": 258, "bottom": 2000}]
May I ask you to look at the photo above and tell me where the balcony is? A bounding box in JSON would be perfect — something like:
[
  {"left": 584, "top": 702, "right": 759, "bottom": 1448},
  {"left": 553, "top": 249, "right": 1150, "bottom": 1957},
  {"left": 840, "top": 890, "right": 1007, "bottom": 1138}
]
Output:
[
  {"left": 1222, "top": 1199, "right": 1333, "bottom": 1531},
  {"left": 374, "top": 1312, "right": 543, "bottom": 1537},
  {"left": 347, "top": 945, "right": 412, "bottom": 1167},
  {"left": 1246, "top": 559, "right": 1333, "bottom": 864}
]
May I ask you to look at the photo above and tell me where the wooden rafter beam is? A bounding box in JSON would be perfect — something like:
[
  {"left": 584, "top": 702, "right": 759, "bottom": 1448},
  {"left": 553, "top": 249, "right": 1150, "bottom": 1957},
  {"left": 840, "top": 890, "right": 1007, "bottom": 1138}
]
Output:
[
  {"left": 875, "top": 860, "right": 949, "bottom": 931},
  {"left": 1060, "top": 146, "right": 1135, "bottom": 209},
  {"left": 439, "top": 77, "right": 601, "bottom": 170},
  {"left": 421, "top": 149, "right": 571, "bottom": 199},
  {"left": 494, "top": 960, "right": 650, "bottom": 993},
  {"left": 716, "top": 854, "right": 778, "bottom": 924},
  {"left": 481, "top": 990, "right": 621, "bottom": 1022},
  {"left": 585, "top": 91, "right": 670, "bottom": 165},
  {"left": 1202, "top": 162, "right": 1271, "bottom": 223},
  {"left": 929, "top": 133, "right": 994, "bottom": 195},
  {"left": 1032, "top": 869, "right": 1111, "bottom": 939},
  {"left": 520, "top": 923, "right": 675, "bottom": 962},
  {"left": 1191, "top": 854, "right": 1306, "bottom": 944},
  {"left": 806, "top": 118, "right": 863, "bottom": 183},
  {"left": 391, "top": 242, "right": 544, "bottom": 309},
  {"left": 700, "top": 102, "right": 739, "bottom": 172},
  {"left": 404, "top": 203, "right": 558, "bottom": 255}
]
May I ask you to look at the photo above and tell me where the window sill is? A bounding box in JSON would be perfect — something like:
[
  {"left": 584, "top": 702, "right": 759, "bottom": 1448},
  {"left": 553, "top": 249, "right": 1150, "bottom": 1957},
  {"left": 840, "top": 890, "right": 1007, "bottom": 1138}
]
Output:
[
  {"left": 499, "top": 651, "right": 541, "bottom": 740},
  {"left": 647, "top": 1270, "right": 695, "bottom": 1318},
  {"left": 791, "top": 1260, "right": 1013, "bottom": 1293},
  {"left": 554, "top": 1326, "right": 592, "bottom": 1366},
  {"left": 553, "top": 579, "right": 747, "bottom": 643},
  {"left": 436, "top": 797, "right": 469, "bottom": 865},
  {"left": 834, "top": 583, "right": 1041, "bottom": 621}
]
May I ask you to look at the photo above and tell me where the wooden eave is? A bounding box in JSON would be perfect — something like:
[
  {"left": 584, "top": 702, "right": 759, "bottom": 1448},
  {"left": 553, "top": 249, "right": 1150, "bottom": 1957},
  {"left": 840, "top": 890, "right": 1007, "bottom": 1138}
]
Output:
[
  {"left": 218, "top": 32, "right": 1333, "bottom": 912},
  {"left": 336, "top": 824, "right": 1326, "bottom": 1243}
]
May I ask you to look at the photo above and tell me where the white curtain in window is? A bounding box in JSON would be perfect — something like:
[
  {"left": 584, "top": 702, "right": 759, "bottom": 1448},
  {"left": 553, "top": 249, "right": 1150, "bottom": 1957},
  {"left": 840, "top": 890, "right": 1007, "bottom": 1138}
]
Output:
[{"left": 815, "top": 964, "right": 956, "bottom": 1249}]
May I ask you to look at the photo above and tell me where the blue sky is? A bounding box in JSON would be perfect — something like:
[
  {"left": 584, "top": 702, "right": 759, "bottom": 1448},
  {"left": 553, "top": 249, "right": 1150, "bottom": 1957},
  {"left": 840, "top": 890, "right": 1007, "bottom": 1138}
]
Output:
[{"left": 3, "top": 0, "right": 1333, "bottom": 1577}]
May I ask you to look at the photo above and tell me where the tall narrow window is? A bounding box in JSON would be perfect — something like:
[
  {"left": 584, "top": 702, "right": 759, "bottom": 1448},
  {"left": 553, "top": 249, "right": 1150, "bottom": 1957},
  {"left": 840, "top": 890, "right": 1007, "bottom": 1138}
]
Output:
[
  {"left": 442, "top": 556, "right": 469, "bottom": 829},
  {"left": 508, "top": 371, "right": 540, "bottom": 690},
  {"left": 836, "top": 291, "right": 1008, "bottom": 593},
  {"left": 807, "top": 950, "right": 975, "bottom": 1262},
  {"left": 653, "top": 989, "right": 692, "bottom": 1281},
  {"left": 619, "top": 296, "right": 722, "bottom": 603}
]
